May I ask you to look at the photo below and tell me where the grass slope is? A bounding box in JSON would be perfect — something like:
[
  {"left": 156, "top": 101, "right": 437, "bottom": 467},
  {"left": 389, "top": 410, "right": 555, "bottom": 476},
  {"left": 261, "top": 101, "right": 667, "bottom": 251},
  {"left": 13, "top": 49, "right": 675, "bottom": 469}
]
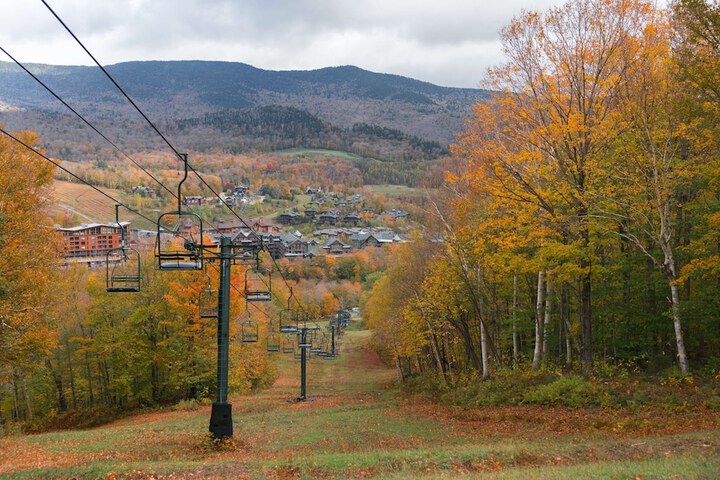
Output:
[
  {"left": 48, "top": 180, "right": 155, "bottom": 230},
  {"left": 2, "top": 325, "right": 719, "bottom": 479}
]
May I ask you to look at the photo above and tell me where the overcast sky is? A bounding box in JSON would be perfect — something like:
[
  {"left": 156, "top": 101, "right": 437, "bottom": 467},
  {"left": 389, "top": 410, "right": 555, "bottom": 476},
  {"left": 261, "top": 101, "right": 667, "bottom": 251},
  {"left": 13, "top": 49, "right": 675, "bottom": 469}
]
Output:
[{"left": 1, "top": 0, "right": 583, "bottom": 88}]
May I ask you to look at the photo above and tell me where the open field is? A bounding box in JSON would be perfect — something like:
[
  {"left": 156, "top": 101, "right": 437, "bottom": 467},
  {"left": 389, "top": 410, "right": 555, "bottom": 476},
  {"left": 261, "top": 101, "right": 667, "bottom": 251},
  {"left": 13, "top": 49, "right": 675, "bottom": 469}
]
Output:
[
  {"left": 270, "top": 148, "right": 362, "bottom": 161},
  {"left": 48, "top": 180, "right": 156, "bottom": 230},
  {"left": 364, "top": 184, "right": 422, "bottom": 197},
  {"left": 2, "top": 325, "right": 719, "bottom": 479}
]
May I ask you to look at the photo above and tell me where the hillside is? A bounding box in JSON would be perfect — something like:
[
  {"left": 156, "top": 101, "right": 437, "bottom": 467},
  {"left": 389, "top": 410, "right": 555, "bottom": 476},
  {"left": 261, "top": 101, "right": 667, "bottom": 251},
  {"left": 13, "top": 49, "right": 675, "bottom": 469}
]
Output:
[
  {"left": 0, "top": 60, "right": 490, "bottom": 162},
  {"left": 2, "top": 326, "right": 718, "bottom": 479}
]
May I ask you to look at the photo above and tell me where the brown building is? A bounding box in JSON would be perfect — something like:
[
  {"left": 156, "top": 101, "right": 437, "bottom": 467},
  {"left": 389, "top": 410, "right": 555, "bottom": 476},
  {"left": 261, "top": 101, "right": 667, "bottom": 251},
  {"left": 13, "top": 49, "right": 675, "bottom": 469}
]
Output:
[{"left": 57, "top": 222, "right": 129, "bottom": 258}]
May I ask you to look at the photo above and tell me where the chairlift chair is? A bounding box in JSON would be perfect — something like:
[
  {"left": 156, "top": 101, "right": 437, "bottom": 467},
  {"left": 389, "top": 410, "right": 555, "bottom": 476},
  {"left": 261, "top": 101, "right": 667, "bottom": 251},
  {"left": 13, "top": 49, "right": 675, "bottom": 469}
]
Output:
[
  {"left": 298, "top": 332, "right": 312, "bottom": 349},
  {"left": 156, "top": 212, "right": 204, "bottom": 270},
  {"left": 241, "top": 319, "right": 259, "bottom": 343},
  {"left": 279, "top": 308, "right": 298, "bottom": 333},
  {"left": 199, "top": 288, "right": 218, "bottom": 318},
  {"left": 106, "top": 246, "right": 141, "bottom": 292},
  {"left": 156, "top": 153, "right": 204, "bottom": 270},
  {"left": 244, "top": 267, "right": 271, "bottom": 302},
  {"left": 106, "top": 205, "right": 141, "bottom": 292},
  {"left": 266, "top": 332, "right": 280, "bottom": 352},
  {"left": 282, "top": 335, "right": 295, "bottom": 354}
]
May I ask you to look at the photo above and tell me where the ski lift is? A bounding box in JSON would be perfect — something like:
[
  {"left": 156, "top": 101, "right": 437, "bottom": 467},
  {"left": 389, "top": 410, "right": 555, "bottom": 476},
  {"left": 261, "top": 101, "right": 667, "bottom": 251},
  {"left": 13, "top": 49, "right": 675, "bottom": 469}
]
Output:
[
  {"left": 239, "top": 308, "right": 259, "bottom": 343},
  {"left": 199, "top": 287, "right": 218, "bottom": 318},
  {"left": 282, "top": 335, "right": 295, "bottom": 354},
  {"left": 280, "top": 309, "right": 298, "bottom": 333},
  {"left": 298, "top": 332, "right": 312, "bottom": 349},
  {"left": 156, "top": 154, "right": 203, "bottom": 270},
  {"left": 106, "top": 205, "right": 141, "bottom": 292},
  {"left": 310, "top": 339, "right": 325, "bottom": 354},
  {"left": 279, "top": 288, "right": 299, "bottom": 333},
  {"left": 244, "top": 261, "right": 271, "bottom": 302},
  {"left": 266, "top": 331, "right": 280, "bottom": 352},
  {"left": 241, "top": 320, "right": 259, "bottom": 343}
]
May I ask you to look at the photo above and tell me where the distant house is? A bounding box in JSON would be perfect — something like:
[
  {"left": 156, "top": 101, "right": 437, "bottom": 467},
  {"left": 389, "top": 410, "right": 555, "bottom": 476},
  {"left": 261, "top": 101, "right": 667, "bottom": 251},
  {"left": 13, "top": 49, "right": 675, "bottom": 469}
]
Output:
[
  {"left": 277, "top": 211, "right": 302, "bottom": 225},
  {"left": 184, "top": 196, "right": 206, "bottom": 207},
  {"left": 131, "top": 185, "right": 156, "bottom": 198},
  {"left": 57, "top": 222, "right": 130, "bottom": 259},
  {"left": 234, "top": 185, "right": 250, "bottom": 195},
  {"left": 387, "top": 208, "right": 409, "bottom": 219},
  {"left": 261, "top": 235, "right": 287, "bottom": 259},
  {"left": 306, "top": 187, "right": 322, "bottom": 195},
  {"left": 251, "top": 220, "right": 281, "bottom": 233},
  {"left": 321, "top": 237, "right": 352, "bottom": 255},
  {"left": 318, "top": 211, "right": 339, "bottom": 226},
  {"left": 350, "top": 231, "right": 403, "bottom": 249},
  {"left": 213, "top": 219, "right": 245, "bottom": 235},
  {"left": 231, "top": 230, "right": 262, "bottom": 253},
  {"left": 286, "top": 238, "right": 312, "bottom": 257},
  {"left": 304, "top": 207, "right": 318, "bottom": 219},
  {"left": 343, "top": 214, "right": 362, "bottom": 226}
]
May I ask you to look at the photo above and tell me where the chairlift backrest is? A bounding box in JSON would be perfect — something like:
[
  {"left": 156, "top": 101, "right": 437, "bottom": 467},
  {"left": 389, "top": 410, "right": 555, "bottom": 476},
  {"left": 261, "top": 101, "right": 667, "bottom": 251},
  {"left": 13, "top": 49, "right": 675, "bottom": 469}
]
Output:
[
  {"left": 106, "top": 246, "right": 141, "bottom": 293},
  {"left": 156, "top": 211, "right": 204, "bottom": 270}
]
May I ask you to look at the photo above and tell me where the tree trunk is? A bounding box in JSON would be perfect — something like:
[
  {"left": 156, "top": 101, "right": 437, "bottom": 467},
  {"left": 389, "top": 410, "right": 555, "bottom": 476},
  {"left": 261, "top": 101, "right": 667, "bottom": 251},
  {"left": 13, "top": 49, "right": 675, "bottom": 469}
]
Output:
[
  {"left": 542, "top": 276, "right": 553, "bottom": 362},
  {"left": 395, "top": 356, "right": 404, "bottom": 383},
  {"left": 22, "top": 376, "right": 33, "bottom": 421},
  {"left": 669, "top": 282, "right": 690, "bottom": 375},
  {"left": 46, "top": 359, "right": 67, "bottom": 412},
  {"left": 512, "top": 272, "right": 519, "bottom": 365},
  {"left": 480, "top": 317, "right": 490, "bottom": 379},
  {"left": 66, "top": 340, "right": 77, "bottom": 410},
  {"left": 532, "top": 271, "right": 545, "bottom": 370},
  {"left": 12, "top": 375, "right": 20, "bottom": 421},
  {"left": 580, "top": 265, "right": 593, "bottom": 372},
  {"left": 660, "top": 228, "right": 690, "bottom": 375}
]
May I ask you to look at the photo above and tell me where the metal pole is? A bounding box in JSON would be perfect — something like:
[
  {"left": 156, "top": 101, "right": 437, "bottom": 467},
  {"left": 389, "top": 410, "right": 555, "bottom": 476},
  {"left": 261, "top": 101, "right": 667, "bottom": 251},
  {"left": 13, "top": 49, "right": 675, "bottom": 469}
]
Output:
[
  {"left": 210, "top": 236, "right": 232, "bottom": 439},
  {"left": 300, "top": 328, "right": 307, "bottom": 400},
  {"left": 331, "top": 325, "right": 335, "bottom": 356}
]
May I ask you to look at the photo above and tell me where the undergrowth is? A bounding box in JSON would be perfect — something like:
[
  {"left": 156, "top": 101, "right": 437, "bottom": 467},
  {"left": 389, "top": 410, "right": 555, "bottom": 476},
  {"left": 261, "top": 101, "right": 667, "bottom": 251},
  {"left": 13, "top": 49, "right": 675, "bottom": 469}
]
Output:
[{"left": 401, "top": 365, "right": 720, "bottom": 410}]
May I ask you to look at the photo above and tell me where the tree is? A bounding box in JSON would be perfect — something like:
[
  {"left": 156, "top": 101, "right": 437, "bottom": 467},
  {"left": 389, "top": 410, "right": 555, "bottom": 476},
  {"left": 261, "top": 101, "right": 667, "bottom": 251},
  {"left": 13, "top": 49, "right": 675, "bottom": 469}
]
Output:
[
  {"left": 453, "top": 0, "right": 661, "bottom": 371},
  {"left": 0, "top": 129, "right": 60, "bottom": 422}
]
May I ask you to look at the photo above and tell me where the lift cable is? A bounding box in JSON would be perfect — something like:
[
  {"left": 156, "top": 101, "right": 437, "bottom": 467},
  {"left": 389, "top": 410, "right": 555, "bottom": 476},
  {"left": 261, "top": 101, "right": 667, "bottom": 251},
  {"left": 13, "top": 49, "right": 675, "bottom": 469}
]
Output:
[
  {"left": 39, "top": 0, "right": 253, "bottom": 230},
  {"left": 40, "top": 0, "right": 312, "bottom": 312},
  {"left": 208, "top": 263, "right": 323, "bottom": 335},
  {"left": 0, "top": 127, "right": 158, "bottom": 226},
  {"left": 0, "top": 45, "right": 177, "bottom": 200}
]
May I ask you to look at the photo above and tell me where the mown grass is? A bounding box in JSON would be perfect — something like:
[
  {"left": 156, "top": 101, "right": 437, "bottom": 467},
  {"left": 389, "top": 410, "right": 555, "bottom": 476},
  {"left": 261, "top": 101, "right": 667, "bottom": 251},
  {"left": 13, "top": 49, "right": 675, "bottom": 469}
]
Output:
[
  {"left": 3, "top": 327, "right": 719, "bottom": 479},
  {"left": 365, "top": 184, "right": 421, "bottom": 196},
  {"left": 270, "top": 148, "right": 361, "bottom": 161}
]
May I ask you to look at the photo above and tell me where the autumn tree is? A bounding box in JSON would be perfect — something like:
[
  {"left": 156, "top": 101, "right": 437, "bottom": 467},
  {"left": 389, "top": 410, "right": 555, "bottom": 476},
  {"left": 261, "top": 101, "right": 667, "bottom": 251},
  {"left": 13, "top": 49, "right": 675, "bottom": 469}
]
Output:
[
  {"left": 0, "top": 129, "right": 60, "bottom": 422},
  {"left": 453, "top": 0, "right": 661, "bottom": 371}
]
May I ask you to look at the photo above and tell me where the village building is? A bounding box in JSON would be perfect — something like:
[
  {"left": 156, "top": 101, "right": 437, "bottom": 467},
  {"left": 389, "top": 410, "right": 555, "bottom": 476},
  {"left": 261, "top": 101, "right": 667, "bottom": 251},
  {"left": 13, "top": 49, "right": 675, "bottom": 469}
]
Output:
[
  {"left": 57, "top": 222, "right": 130, "bottom": 259},
  {"left": 321, "top": 237, "right": 352, "bottom": 255}
]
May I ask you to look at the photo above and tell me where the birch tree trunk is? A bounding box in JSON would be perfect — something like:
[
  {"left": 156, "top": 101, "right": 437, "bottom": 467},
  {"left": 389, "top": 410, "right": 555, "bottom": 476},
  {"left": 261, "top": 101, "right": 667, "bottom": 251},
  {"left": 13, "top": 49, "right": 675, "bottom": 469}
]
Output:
[
  {"left": 542, "top": 276, "right": 553, "bottom": 362},
  {"left": 480, "top": 317, "right": 490, "bottom": 380},
  {"left": 532, "top": 271, "right": 545, "bottom": 370}
]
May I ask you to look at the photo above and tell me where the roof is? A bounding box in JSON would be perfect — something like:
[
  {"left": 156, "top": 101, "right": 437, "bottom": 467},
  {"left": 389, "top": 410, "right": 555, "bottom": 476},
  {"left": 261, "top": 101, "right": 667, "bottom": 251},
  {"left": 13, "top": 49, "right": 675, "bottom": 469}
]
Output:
[
  {"left": 57, "top": 222, "right": 130, "bottom": 232},
  {"left": 321, "top": 237, "right": 352, "bottom": 249}
]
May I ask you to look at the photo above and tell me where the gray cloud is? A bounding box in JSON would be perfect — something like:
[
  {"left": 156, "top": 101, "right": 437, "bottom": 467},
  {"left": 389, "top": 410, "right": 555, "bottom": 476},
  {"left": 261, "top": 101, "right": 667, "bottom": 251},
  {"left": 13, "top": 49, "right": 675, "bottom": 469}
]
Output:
[{"left": 0, "top": 0, "right": 567, "bottom": 88}]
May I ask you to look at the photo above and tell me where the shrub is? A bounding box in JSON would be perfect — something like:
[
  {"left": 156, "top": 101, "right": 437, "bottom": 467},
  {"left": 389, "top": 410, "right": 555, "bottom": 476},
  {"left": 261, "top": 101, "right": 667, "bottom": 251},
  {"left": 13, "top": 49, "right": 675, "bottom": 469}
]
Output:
[{"left": 522, "top": 375, "right": 603, "bottom": 408}]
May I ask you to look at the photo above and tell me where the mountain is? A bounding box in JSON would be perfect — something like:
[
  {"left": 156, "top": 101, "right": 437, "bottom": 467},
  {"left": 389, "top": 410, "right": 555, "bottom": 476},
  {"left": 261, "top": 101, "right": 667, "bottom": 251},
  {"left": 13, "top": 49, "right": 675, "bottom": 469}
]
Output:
[{"left": 0, "top": 60, "right": 490, "bottom": 160}]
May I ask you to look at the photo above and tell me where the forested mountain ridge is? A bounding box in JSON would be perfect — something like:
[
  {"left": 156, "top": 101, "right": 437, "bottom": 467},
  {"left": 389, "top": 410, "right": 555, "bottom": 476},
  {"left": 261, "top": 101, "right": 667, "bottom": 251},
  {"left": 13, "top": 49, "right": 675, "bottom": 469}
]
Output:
[{"left": 0, "top": 60, "right": 490, "bottom": 160}]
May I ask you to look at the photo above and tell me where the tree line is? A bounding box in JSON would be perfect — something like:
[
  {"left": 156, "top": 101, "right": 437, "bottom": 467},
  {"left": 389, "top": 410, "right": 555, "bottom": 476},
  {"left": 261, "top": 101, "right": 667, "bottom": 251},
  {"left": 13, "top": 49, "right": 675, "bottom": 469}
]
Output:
[{"left": 364, "top": 0, "right": 720, "bottom": 381}]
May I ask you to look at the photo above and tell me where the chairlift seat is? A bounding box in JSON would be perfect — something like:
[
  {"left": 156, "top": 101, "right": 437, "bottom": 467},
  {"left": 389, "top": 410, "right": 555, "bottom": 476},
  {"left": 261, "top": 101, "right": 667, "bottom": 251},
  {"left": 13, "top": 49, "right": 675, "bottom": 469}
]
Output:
[
  {"left": 241, "top": 319, "right": 259, "bottom": 343},
  {"left": 246, "top": 291, "right": 272, "bottom": 302},
  {"left": 106, "top": 246, "right": 141, "bottom": 293}
]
